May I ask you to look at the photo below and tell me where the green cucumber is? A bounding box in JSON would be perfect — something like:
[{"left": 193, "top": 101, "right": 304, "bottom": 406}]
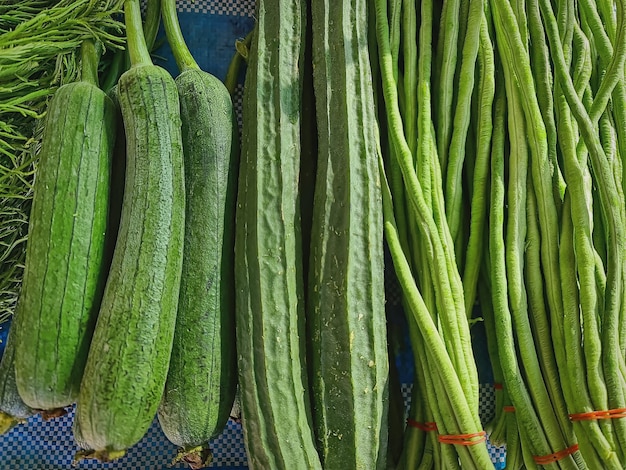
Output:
[
  {"left": 71, "top": 410, "right": 90, "bottom": 452},
  {"left": 156, "top": 69, "right": 238, "bottom": 470},
  {"left": 74, "top": 1, "right": 185, "bottom": 460},
  {"left": 156, "top": 3, "right": 238, "bottom": 466},
  {"left": 12, "top": 40, "right": 115, "bottom": 413},
  {"left": 307, "top": 0, "right": 389, "bottom": 466},
  {"left": 74, "top": 62, "right": 185, "bottom": 461},
  {"left": 233, "top": 0, "right": 322, "bottom": 467}
]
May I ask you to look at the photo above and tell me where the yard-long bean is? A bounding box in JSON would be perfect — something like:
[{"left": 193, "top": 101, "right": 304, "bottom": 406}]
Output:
[{"left": 370, "top": 0, "right": 626, "bottom": 467}]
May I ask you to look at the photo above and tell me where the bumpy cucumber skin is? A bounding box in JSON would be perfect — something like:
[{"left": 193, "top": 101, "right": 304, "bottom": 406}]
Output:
[
  {"left": 234, "top": 1, "right": 322, "bottom": 468},
  {"left": 75, "top": 64, "right": 185, "bottom": 456},
  {"left": 157, "top": 69, "right": 238, "bottom": 450},
  {"left": 0, "top": 324, "right": 33, "bottom": 434},
  {"left": 308, "top": 0, "right": 389, "bottom": 466},
  {"left": 13, "top": 81, "right": 115, "bottom": 411}
]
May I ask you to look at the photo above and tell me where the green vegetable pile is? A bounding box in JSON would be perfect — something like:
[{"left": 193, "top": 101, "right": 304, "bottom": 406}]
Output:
[
  {"left": 376, "top": 0, "right": 626, "bottom": 468},
  {"left": 2, "top": 0, "right": 626, "bottom": 469},
  {"left": 0, "top": 0, "right": 125, "bottom": 324},
  {"left": 2, "top": 0, "right": 240, "bottom": 466}
]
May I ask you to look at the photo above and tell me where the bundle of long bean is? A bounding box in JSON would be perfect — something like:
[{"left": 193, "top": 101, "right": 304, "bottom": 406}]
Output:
[
  {"left": 374, "top": 0, "right": 493, "bottom": 467},
  {"left": 0, "top": 0, "right": 125, "bottom": 325},
  {"left": 373, "top": 0, "right": 626, "bottom": 468}
]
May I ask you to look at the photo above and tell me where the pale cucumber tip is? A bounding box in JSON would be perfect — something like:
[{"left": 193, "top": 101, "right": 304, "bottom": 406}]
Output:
[
  {"left": 0, "top": 411, "right": 23, "bottom": 435},
  {"left": 72, "top": 448, "right": 127, "bottom": 465},
  {"left": 171, "top": 444, "right": 212, "bottom": 470},
  {"left": 38, "top": 407, "right": 68, "bottom": 421}
]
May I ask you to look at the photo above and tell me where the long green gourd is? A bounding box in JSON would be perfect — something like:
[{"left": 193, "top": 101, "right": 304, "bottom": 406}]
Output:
[
  {"left": 12, "top": 39, "right": 115, "bottom": 414},
  {"left": 307, "top": 0, "right": 389, "bottom": 466},
  {"left": 233, "top": 0, "right": 322, "bottom": 466},
  {"left": 0, "top": 0, "right": 125, "bottom": 329},
  {"left": 74, "top": 0, "right": 185, "bottom": 461},
  {"left": 156, "top": 0, "right": 238, "bottom": 467}
]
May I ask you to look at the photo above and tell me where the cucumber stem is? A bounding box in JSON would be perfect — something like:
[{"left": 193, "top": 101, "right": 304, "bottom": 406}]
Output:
[
  {"left": 143, "top": 0, "right": 161, "bottom": 53},
  {"left": 224, "top": 30, "right": 253, "bottom": 95},
  {"left": 80, "top": 39, "right": 100, "bottom": 87},
  {"left": 0, "top": 412, "right": 21, "bottom": 435},
  {"left": 124, "top": 0, "right": 153, "bottom": 67},
  {"left": 171, "top": 445, "right": 212, "bottom": 470},
  {"left": 161, "top": 0, "right": 198, "bottom": 72}
]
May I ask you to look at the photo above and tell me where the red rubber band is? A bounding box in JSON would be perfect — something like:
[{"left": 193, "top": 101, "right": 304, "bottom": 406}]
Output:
[
  {"left": 493, "top": 382, "right": 503, "bottom": 390},
  {"left": 438, "top": 430, "right": 486, "bottom": 446},
  {"left": 503, "top": 406, "right": 516, "bottom": 413},
  {"left": 533, "top": 444, "right": 579, "bottom": 465},
  {"left": 406, "top": 418, "right": 438, "bottom": 432},
  {"left": 569, "top": 408, "right": 626, "bottom": 421}
]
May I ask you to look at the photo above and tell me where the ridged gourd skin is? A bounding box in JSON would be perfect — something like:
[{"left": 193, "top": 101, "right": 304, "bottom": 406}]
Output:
[
  {"left": 157, "top": 69, "right": 238, "bottom": 465},
  {"left": 75, "top": 64, "right": 185, "bottom": 460},
  {"left": 307, "top": 0, "right": 389, "bottom": 465},
  {"left": 12, "top": 81, "right": 115, "bottom": 412},
  {"left": 0, "top": 324, "right": 33, "bottom": 434},
  {"left": 233, "top": 1, "right": 322, "bottom": 468}
]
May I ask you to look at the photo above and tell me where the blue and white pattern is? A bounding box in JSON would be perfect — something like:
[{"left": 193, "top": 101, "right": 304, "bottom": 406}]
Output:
[
  {"left": 0, "top": 405, "right": 248, "bottom": 469},
  {"left": 176, "top": 0, "right": 254, "bottom": 17},
  {"left": 0, "top": 383, "right": 503, "bottom": 469}
]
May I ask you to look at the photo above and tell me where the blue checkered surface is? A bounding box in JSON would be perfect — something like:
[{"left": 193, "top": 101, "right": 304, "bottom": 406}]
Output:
[
  {"left": 0, "top": 403, "right": 248, "bottom": 469},
  {"left": 0, "top": 375, "right": 504, "bottom": 469},
  {"left": 0, "top": 0, "right": 508, "bottom": 468}
]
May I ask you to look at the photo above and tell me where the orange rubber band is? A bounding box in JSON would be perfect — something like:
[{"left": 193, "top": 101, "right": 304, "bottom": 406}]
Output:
[
  {"left": 533, "top": 444, "right": 579, "bottom": 465},
  {"left": 438, "top": 430, "right": 486, "bottom": 446},
  {"left": 493, "top": 382, "right": 504, "bottom": 390},
  {"left": 406, "top": 419, "right": 438, "bottom": 432},
  {"left": 503, "top": 406, "right": 516, "bottom": 413},
  {"left": 569, "top": 408, "right": 626, "bottom": 421}
]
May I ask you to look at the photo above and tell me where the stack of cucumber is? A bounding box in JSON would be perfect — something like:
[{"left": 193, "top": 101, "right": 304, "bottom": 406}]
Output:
[
  {"left": 235, "top": 0, "right": 389, "bottom": 466},
  {"left": 1, "top": 0, "right": 239, "bottom": 466},
  {"left": 1, "top": 0, "right": 392, "bottom": 467},
  {"left": 8, "top": 0, "right": 626, "bottom": 468}
]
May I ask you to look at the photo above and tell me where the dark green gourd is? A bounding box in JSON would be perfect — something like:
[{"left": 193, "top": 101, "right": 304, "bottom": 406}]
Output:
[
  {"left": 307, "top": 0, "right": 389, "bottom": 466},
  {"left": 12, "top": 40, "right": 115, "bottom": 414},
  {"left": 156, "top": 0, "right": 238, "bottom": 467},
  {"left": 233, "top": 0, "right": 323, "bottom": 467},
  {"left": 73, "top": 0, "right": 185, "bottom": 461}
]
